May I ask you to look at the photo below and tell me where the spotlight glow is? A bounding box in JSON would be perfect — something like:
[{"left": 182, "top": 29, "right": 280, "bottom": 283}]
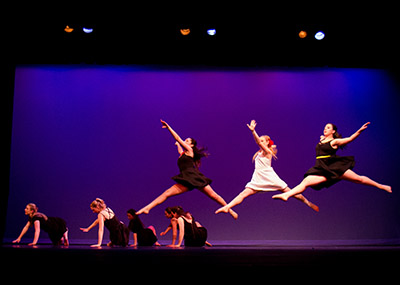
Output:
[
  {"left": 180, "top": 29, "right": 190, "bottom": 36},
  {"left": 298, "top": 30, "right": 307, "bottom": 39},
  {"left": 64, "top": 26, "right": 74, "bottom": 33},
  {"left": 207, "top": 29, "right": 216, "bottom": 36},
  {"left": 83, "top": 27, "right": 93, "bottom": 34},
  {"left": 315, "top": 31, "right": 325, "bottom": 40}
]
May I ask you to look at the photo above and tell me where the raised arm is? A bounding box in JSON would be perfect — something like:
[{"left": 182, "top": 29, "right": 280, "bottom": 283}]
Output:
[
  {"left": 247, "top": 120, "right": 273, "bottom": 155},
  {"left": 331, "top": 122, "right": 370, "bottom": 148},
  {"left": 161, "top": 119, "right": 193, "bottom": 155}
]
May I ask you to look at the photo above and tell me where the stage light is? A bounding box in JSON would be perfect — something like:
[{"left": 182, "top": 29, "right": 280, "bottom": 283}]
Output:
[
  {"left": 83, "top": 27, "right": 94, "bottom": 34},
  {"left": 298, "top": 30, "right": 307, "bottom": 39},
  {"left": 315, "top": 31, "right": 325, "bottom": 40},
  {"left": 207, "top": 29, "right": 216, "bottom": 36},
  {"left": 64, "top": 26, "right": 74, "bottom": 33},
  {"left": 180, "top": 29, "right": 190, "bottom": 36}
]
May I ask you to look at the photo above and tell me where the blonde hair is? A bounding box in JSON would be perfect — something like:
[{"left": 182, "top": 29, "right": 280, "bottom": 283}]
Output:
[
  {"left": 90, "top": 198, "right": 106, "bottom": 210},
  {"left": 27, "top": 203, "right": 38, "bottom": 214},
  {"left": 252, "top": 135, "right": 278, "bottom": 162}
]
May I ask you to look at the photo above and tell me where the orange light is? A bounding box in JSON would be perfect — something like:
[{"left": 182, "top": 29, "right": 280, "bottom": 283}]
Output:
[
  {"left": 298, "top": 30, "right": 307, "bottom": 39},
  {"left": 180, "top": 29, "right": 190, "bottom": 36},
  {"left": 64, "top": 25, "right": 74, "bottom": 33}
]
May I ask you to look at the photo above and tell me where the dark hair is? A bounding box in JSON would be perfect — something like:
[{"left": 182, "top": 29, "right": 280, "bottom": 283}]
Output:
[
  {"left": 330, "top": 123, "right": 342, "bottom": 139},
  {"left": 127, "top": 208, "right": 145, "bottom": 228},
  {"left": 329, "top": 123, "right": 345, "bottom": 149},
  {"left": 165, "top": 207, "right": 173, "bottom": 214},
  {"left": 170, "top": 206, "right": 187, "bottom": 217},
  {"left": 189, "top": 138, "right": 209, "bottom": 168}
]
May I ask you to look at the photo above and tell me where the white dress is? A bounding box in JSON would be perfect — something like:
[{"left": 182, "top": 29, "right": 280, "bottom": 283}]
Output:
[{"left": 245, "top": 153, "right": 287, "bottom": 191}]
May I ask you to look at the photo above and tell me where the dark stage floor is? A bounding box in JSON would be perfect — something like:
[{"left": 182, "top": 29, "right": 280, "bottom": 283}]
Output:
[{"left": 2, "top": 243, "right": 399, "bottom": 278}]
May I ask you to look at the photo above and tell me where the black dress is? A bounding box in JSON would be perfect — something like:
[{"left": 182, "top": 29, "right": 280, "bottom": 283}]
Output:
[
  {"left": 304, "top": 141, "right": 355, "bottom": 190},
  {"left": 102, "top": 208, "right": 129, "bottom": 246},
  {"left": 181, "top": 216, "right": 207, "bottom": 247},
  {"left": 128, "top": 218, "right": 158, "bottom": 246},
  {"left": 29, "top": 213, "right": 67, "bottom": 245},
  {"left": 172, "top": 154, "right": 212, "bottom": 190}
]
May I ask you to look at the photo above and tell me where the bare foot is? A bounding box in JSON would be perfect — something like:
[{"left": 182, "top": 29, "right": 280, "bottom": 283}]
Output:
[
  {"left": 381, "top": 185, "right": 392, "bottom": 193},
  {"left": 309, "top": 202, "right": 320, "bottom": 212},
  {"left": 136, "top": 208, "right": 149, "bottom": 215},
  {"left": 229, "top": 209, "right": 239, "bottom": 220},
  {"left": 215, "top": 205, "right": 229, "bottom": 214},
  {"left": 272, "top": 193, "right": 288, "bottom": 201}
]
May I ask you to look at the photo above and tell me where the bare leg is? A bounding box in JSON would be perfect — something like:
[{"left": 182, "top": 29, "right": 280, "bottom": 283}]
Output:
[
  {"left": 215, "top": 188, "right": 258, "bottom": 214},
  {"left": 198, "top": 185, "right": 239, "bottom": 219},
  {"left": 136, "top": 184, "right": 189, "bottom": 215},
  {"left": 272, "top": 175, "right": 327, "bottom": 201},
  {"left": 62, "top": 229, "right": 69, "bottom": 246},
  {"left": 340, "top": 169, "right": 392, "bottom": 193},
  {"left": 282, "top": 187, "right": 319, "bottom": 212}
]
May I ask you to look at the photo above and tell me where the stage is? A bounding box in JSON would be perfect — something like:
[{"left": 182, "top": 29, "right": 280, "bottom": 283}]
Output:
[{"left": 2, "top": 242, "right": 399, "bottom": 278}]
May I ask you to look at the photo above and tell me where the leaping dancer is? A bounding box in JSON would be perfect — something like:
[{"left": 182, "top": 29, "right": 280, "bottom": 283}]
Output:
[
  {"left": 137, "top": 120, "right": 238, "bottom": 219},
  {"left": 216, "top": 120, "right": 319, "bottom": 217},
  {"left": 272, "top": 122, "right": 391, "bottom": 202}
]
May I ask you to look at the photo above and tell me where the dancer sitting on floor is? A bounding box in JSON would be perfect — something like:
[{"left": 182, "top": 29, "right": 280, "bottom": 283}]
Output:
[
  {"left": 127, "top": 209, "right": 160, "bottom": 247},
  {"left": 13, "top": 203, "right": 69, "bottom": 246},
  {"left": 216, "top": 120, "right": 319, "bottom": 217},
  {"left": 168, "top": 206, "right": 209, "bottom": 247},
  {"left": 272, "top": 122, "right": 391, "bottom": 202},
  {"left": 80, "top": 198, "right": 129, "bottom": 247},
  {"left": 136, "top": 119, "right": 238, "bottom": 219}
]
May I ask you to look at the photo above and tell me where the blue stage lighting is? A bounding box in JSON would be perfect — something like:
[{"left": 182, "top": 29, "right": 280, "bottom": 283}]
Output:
[
  {"left": 83, "top": 27, "right": 94, "bottom": 34},
  {"left": 207, "top": 29, "right": 216, "bottom": 36},
  {"left": 315, "top": 31, "right": 325, "bottom": 40}
]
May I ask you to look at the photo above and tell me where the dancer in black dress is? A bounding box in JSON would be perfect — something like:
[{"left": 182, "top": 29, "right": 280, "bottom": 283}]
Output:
[
  {"left": 80, "top": 198, "right": 129, "bottom": 247},
  {"left": 168, "top": 206, "right": 208, "bottom": 247},
  {"left": 273, "top": 122, "right": 392, "bottom": 202},
  {"left": 126, "top": 209, "right": 160, "bottom": 246},
  {"left": 136, "top": 120, "right": 238, "bottom": 219},
  {"left": 13, "top": 203, "right": 68, "bottom": 246}
]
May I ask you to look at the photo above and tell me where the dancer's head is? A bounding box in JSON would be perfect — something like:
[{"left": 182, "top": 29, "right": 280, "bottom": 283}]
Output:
[
  {"left": 184, "top": 137, "right": 209, "bottom": 167},
  {"left": 324, "top": 123, "right": 342, "bottom": 139},
  {"left": 164, "top": 207, "right": 174, "bottom": 219},
  {"left": 170, "top": 206, "right": 187, "bottom": 218},
  {"left": 25, "top": 203, "right": 38, "bottom": 216},
  {"left": 126, "top": 209, "right": 137, "bottom": 220},
  {"left": 90, "top": 198, "right": 106, "bottom": 213},
  {"left": 259, "top": 135, "right": 277, "bottom": 159}
]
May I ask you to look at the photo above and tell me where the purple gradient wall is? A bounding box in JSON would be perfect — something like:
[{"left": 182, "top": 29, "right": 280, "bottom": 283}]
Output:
[{"left": 5, "top": 65, "right": 400, "bottom": 243}]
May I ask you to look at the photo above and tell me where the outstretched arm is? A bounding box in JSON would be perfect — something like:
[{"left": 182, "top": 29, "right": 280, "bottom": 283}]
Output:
[
  {"left": 13, "top": 221, "right": 31, "bottom": 243},
  {"left": 161, "top": 119, "right": 193, "bottom": 155},
  {"left": 332, "top": 122, "right": 370, "bottom": 148}
]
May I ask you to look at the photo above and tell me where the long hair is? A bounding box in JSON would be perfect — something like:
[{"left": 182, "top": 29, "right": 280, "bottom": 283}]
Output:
[
  {"left": 329, "top": 123, "right": 345, "bottom": 149},
  {"left": 189, "top": 138, "right": 209, "bottom": 168}
]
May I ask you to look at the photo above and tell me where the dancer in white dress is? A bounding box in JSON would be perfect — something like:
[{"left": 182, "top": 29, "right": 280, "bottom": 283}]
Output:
[{"left": 215, "top": 120, "right": 319, "bottom": 218}]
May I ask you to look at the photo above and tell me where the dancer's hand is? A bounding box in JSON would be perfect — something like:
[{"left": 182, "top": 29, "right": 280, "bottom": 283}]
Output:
[
  {"left": 359, "top": 122, "right": 370, "bottom": 132},
  {"left": 247, "top": 120, "right": 257, "bottom": 131},
  {"left": 160, "top": 119, "right": 169, "bottom": 129}
]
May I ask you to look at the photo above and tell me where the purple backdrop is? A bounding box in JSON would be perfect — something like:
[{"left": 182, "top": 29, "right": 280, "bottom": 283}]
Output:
[{"left": 5, "top": 65, "right": 400, "bottom": 244}]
